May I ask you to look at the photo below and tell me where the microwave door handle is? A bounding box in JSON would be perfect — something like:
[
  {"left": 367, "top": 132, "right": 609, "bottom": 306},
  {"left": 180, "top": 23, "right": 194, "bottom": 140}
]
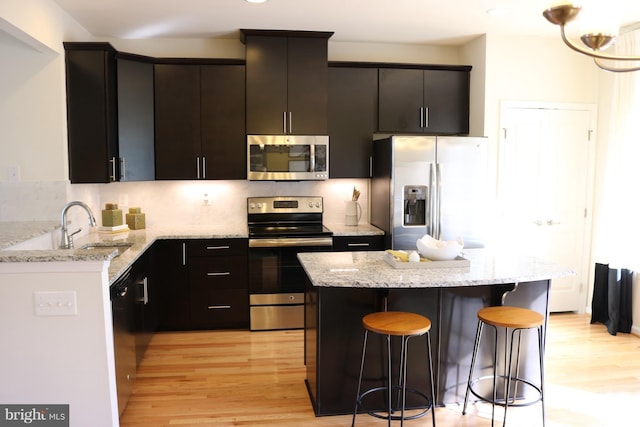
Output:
[{"left": 309, "top": 144, "right": 315, "bottom": 172}]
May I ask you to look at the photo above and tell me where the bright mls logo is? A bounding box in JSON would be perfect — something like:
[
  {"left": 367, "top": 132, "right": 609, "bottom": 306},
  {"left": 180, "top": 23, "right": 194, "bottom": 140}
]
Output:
[{"left": 0, "top": 405, "right": 69, "bottom": 426}]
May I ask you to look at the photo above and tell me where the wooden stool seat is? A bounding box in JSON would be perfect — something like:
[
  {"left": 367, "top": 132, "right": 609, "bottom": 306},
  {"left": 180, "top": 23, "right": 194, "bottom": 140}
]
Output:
[
  {"left": 363, "top": 311, "right": 432, "bottom": 336},
  {"left": 478, "top": 306, "right": 544, "bottom": 329}
]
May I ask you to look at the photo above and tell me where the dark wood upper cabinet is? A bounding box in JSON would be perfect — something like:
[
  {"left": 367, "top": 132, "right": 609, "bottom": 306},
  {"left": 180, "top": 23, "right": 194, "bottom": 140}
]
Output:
[
  {"left": 200, "top": 65, "right": 246, "bottom": 180},
  {"left": 154, "top": 63, "right": 246, "bottom": 180},
  {"left": 154, "top": 64, "right": 201, "bottom": 180},
  {"left": 242, "top": 30, "right": 332, "bottom": 135},
  {"left": 64, "top": 42, "right": 119, "bottom": 183},
  {"left": 378, "top": 66, "right": 471, "bottom": 135},
  {"left": 117, "top": 56, "right": 155, "bottom": 181},
  {"left": 328, "top": 66, "right": 378, "bottom": 178}
]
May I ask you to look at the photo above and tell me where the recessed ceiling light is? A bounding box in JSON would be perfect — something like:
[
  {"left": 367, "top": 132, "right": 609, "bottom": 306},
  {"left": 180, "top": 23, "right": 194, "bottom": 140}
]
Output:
[
  {"left": 486, "top": 8, "right": 508, "bottom": 16},
  {"left": 246, "top": 0, "right": 269, "bottom": 3}
]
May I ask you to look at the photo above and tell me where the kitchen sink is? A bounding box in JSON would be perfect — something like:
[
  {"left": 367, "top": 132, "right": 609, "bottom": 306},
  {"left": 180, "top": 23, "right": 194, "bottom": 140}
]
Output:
[{"left": 79, "top": 242, "right": 133, "bottom": 256}]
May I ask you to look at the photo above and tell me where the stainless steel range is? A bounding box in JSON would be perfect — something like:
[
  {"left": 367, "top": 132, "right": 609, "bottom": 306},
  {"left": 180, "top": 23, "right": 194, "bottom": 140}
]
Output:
[{"left": 247, "top": 196, "right": 333, "bottom": 331}]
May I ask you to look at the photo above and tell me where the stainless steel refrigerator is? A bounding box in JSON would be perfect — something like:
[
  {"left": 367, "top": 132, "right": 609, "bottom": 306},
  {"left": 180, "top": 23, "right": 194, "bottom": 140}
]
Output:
[{"left": 370, "top": 135, "right": 489, "bottom": 251}]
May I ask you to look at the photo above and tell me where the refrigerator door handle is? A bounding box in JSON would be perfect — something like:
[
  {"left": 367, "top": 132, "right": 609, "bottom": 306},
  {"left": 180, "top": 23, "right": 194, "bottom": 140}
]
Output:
[
  {"left": 436, "top": 162, "right": 443, "bottom": 240},
  {"left": 428, "top": 163, "right": 435, "bottom": 238}
]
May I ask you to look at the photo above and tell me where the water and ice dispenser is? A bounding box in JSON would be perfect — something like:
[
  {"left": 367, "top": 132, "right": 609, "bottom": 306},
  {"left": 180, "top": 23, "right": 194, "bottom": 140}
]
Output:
[{"left": 403, "top": 185, "right": 427, "bottom": 226}]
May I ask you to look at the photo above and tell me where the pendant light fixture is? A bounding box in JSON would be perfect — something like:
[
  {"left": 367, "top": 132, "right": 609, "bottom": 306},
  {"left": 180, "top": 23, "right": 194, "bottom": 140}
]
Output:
[{"left": 543, "top": 1, "right": 640, "bottom": 72}]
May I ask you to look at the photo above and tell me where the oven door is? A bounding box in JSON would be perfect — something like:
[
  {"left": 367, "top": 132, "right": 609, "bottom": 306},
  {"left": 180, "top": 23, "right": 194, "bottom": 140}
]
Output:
[{"left": 248, "top": 237, "right": 332, "bottom": 330}]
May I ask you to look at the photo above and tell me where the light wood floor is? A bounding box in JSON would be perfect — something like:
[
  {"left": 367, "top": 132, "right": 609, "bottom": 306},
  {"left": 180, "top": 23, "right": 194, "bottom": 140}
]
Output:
[{"left": 120, "top": 313, "right": 640, "bottom": 426}]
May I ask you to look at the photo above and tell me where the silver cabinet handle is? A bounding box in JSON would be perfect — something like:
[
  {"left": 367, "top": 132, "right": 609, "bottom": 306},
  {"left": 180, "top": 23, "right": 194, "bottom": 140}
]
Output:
[
  {"left": 120, "top": 157, "right": 126, "bottom": 181},
  {"left": 288, "top": 111, "right": 293, "bottom": 134},
  {"left": 207, "top": 272, "right": 231, "bottom": 276},
  {"left": 196, "top": 157, "right": 201, "bottom": 179},
  {"left": 424, "top": 107, "right": 429, "bottom": 128},
  {"left": 206, "top": 245, "right": 230, "bottom": 250},
  {"left": 283, "top": 112, "right": 287, "bottom": 134},
  {"left": 182, "top": 242, "right": 187, "bottom": 266},
  {"left": 137, "top": 277, "right": 149, "bottom": 304},
  {"left": 202, "top": 156, "right": 206, "bottom": 179},
  {"left": 347, "top": 243, "right": 370, "bottom": 247},
  {"left": 208, "top": 305, "right": 231, "bottom": 310},
  {"left": 419, "top": 107, "right": 424, "bottom": 128},
  {"left": 109, "top": 157, "right": 117, "bottom": 181}
]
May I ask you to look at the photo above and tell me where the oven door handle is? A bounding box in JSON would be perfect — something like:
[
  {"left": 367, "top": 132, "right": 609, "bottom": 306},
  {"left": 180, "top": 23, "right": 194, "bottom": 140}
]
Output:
[{"left": 249, "top": 237, "right": 333, "bottom": 248}]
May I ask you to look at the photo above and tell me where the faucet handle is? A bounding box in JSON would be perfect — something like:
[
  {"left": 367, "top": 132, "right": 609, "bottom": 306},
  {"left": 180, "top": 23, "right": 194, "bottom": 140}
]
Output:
[{"left": 67, "top": 228, "right": 82, "bottom": 249}]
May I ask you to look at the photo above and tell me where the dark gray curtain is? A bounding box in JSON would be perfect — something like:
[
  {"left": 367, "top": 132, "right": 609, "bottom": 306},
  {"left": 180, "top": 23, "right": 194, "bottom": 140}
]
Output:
[{"left": 591, "top": 263, "right": 633, "bottom": 335}]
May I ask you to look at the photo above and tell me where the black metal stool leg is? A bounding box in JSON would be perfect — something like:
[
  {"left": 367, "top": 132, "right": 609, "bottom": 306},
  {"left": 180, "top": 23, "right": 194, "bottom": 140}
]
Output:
[
  {"left": 462, "top": 320, "right": 483, "bottom": 414},
  {"left": 352, "top": 330, "right": 369, "bottom": 427},
  {"left": 387, "top": 334, "right": 392, "bottom": 427},
  {"left": 538, "top": 325, "right": 546, "bottom": 427},
  {"left": 426, "top": 331, "right": 436, "bottom": 427},
  {"left": 490, "top": 324, "right": 498, "bottom": 427}
]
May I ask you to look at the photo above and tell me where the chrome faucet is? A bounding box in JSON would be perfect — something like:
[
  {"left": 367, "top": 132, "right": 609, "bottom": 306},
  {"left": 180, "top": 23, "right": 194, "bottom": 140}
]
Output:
[{"left": 60, "top": 201, "right": 97, "bottom": 249}]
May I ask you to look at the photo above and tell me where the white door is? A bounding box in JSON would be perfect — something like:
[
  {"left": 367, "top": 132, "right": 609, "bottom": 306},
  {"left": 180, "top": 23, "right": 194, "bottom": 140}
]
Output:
[{"left": 499, "top": 103, "right": 595, "bottom": 313}]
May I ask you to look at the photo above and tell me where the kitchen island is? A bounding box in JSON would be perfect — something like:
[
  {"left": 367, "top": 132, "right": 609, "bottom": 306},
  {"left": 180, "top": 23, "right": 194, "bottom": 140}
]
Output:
[{"left": 298, "top": 249, "right": 573, "bottom": 416}]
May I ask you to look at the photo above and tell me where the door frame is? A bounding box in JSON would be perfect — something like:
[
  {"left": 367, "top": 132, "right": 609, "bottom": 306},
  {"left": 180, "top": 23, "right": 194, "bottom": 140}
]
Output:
[{"left": 498, "top": 100, "right": 597, "bottom": 314}]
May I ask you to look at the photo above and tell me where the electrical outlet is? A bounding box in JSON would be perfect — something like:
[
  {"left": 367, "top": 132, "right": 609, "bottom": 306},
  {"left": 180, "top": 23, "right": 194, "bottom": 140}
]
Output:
[{"left": 34, "top": 291, "right": 77, "bottom": 316}]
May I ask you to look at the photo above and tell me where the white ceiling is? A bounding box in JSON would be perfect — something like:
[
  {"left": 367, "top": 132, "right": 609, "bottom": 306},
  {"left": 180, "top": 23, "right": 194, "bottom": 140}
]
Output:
[{"left": 50, "top": 0, "right": 640, "bottom": 46}]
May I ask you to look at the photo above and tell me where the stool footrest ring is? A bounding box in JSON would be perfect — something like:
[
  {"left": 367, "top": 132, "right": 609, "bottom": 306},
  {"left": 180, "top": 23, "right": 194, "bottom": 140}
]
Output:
[
  {"left": 467, "top": 375, "right": 543, "bottom": 408},
  {"left": 356, "top": 385, "right": 433, "bottom": 421}
]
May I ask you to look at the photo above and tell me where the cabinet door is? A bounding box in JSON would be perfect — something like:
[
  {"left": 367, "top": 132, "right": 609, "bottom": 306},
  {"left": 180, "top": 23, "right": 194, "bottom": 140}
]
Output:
[
  {"left": 118, "top": 58, "right": 155, "bottom": 181},
  {"left": 245, "top": 36, "right": 288, "bottom": 134},
  {"left": 64, "top": 44, "right": 118, "bottom": 183},
  {"left": 201, "top": 65, "right": 246, "bottom": 179},
  {"left": 154, "top": 64, "right": 201, "bottom": 180},
  {"left": 378, "top": 68, "right": 424, "bottom": 133},
  {"left": 152, "top": 240, "right": 191, "bottom": 331},
  {"left": 287, "top": 37, "right": 329, "bottom": 135},
  {"left": 328, "top": 67, "right": 378, "bottom": 178},
  {"left": 423, "top": 69, "right": 470, "bottom": 135}
]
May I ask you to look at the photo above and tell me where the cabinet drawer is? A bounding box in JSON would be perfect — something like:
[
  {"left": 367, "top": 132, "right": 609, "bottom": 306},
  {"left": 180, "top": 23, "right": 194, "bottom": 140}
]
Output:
[
  {"left": 189, "top": 257, "right": 247, "bottom": 289},
  {"left": 187, "top": 239, "right": 247, "bottom": 257},
  {"left": 190, "top": 289, "right": 249, "bottom": 329},
  {"left": 333, "top": 235, "right": 384, "bottom": 251}
]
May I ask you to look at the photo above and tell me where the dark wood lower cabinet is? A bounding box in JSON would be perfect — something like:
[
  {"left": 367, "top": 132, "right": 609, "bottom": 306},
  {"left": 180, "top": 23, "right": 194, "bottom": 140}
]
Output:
[
  {"left": 153, "top": 239, "right": 191, "bottom": 331},
  {"left": 153, "top": 238, "right": 249, "bottom": 331}
]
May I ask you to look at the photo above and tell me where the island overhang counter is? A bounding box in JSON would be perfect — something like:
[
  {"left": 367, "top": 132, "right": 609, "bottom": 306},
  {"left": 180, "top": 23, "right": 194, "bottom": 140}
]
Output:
[{"left": 298, "top": 249, "right": 573, "bottom": 417}]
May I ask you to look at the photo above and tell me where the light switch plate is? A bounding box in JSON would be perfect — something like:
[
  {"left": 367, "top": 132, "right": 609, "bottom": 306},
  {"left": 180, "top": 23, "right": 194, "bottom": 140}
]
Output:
[{"left": 34, "top": 291, "right": 77, "bottom": 316}]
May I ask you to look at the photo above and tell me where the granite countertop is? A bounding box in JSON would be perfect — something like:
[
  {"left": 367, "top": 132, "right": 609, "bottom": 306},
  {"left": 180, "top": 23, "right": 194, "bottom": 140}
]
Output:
[
  {"left": 0, "top": 220, "right": 383, "bottom": 285},
  {"left": 0, "top": 221, "right": 60, "bottom": 250},
  {"left": 298, "top": 249, "right": 575, "bottom": 288},
  {"left": 0, "top": 224, "right": 249, "bottom": 284}
]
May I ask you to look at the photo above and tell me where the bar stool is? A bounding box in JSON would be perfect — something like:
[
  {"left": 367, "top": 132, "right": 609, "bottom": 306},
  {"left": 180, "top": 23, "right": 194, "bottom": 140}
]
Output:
[
  {"left": 352, "top": 311, "right": 436, "bottom": 427},
  {"left": 462, "top": 306, "right": 545, "bottom": 427}
]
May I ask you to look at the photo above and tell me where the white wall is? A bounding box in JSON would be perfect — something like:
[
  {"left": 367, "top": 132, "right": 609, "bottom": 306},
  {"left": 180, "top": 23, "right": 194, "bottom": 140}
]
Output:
[{"left": 0, "top": 261, "right": 119, "bottom": 427}]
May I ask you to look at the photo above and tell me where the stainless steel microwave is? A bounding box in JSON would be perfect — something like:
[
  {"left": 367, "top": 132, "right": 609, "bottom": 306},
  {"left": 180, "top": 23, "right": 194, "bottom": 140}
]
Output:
[{"left": 247, "top": 135, "right": 329, "bottom": 181}]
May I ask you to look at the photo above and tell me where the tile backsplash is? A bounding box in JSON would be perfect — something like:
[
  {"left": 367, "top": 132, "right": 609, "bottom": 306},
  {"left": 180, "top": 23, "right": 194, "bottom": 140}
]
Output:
[{"left": 0, "top": 179, "right": 370, "bottom": 232}]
